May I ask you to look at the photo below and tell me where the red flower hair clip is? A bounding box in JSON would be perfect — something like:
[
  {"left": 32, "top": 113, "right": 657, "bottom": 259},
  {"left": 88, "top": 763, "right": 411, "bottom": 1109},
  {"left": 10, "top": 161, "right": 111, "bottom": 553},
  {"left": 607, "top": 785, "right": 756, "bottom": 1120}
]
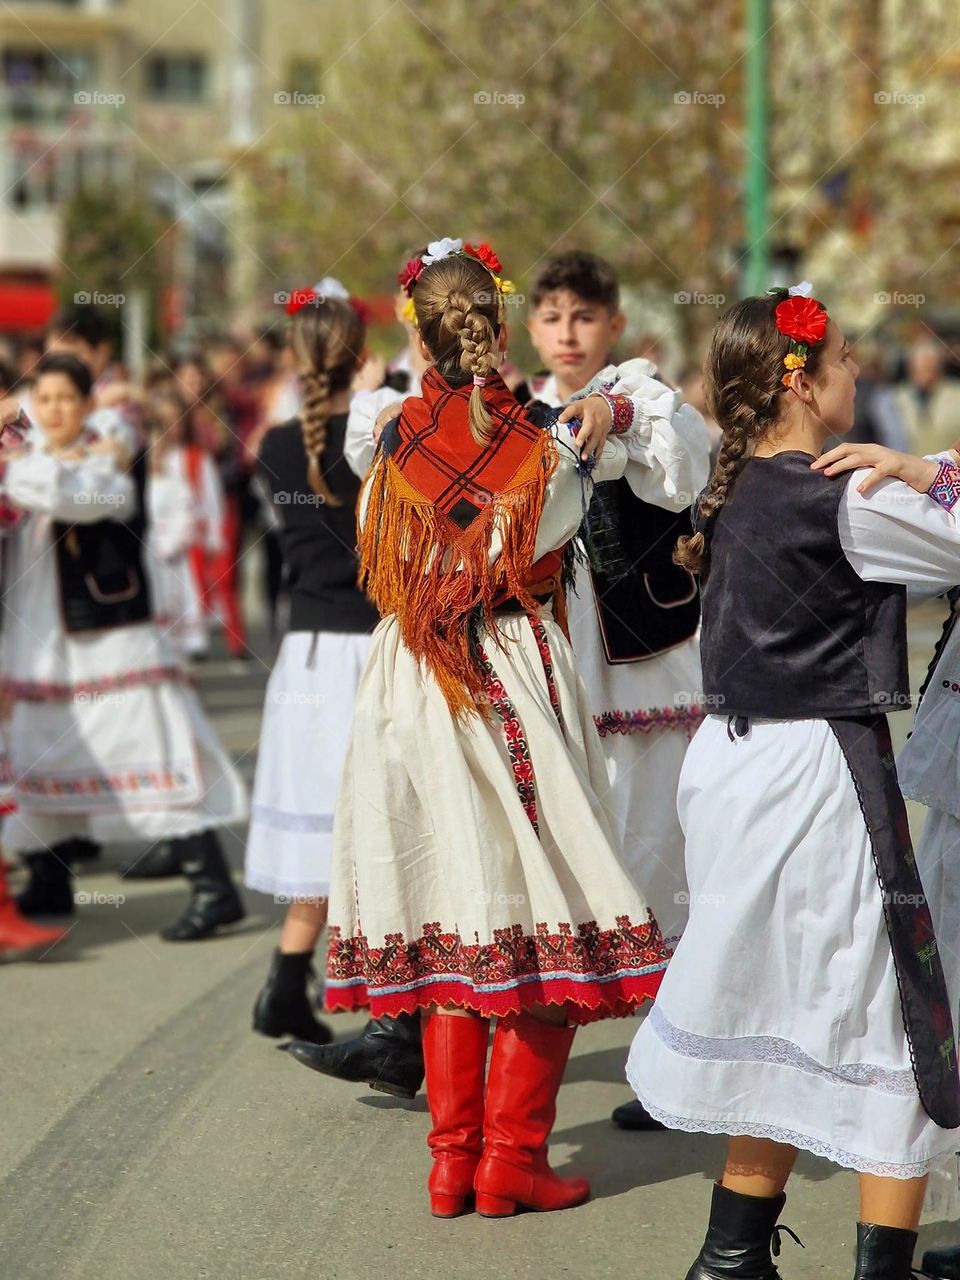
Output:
[
  {"left": 774, "top": 293, "right": 828, "bottom": 387},
  {"left": 285, "top": 288, "right": 318, "bottom": 317},
  {"left": 464, "top": 242, "right": 503, "bottom": 274},
  {"left": 398, "top": 256, "right": 426, "bottom": 297}
]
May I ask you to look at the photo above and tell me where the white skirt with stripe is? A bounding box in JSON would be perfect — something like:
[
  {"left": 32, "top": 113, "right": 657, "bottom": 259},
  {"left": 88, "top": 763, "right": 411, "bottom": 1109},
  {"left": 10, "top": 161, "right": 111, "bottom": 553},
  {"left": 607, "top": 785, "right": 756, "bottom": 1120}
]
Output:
[{"left": 244, "top": 630, "right": 373, "bottom": 901}]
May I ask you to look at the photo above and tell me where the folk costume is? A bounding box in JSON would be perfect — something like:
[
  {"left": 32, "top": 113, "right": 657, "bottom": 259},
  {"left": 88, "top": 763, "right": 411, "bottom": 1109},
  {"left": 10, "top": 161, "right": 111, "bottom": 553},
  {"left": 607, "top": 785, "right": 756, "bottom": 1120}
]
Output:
[
  {"left": 0, "top": 423, "right": 247, "bottom": 918},
  {"left": 531, "top": 362, "right": 710, "bottom": 947},
  {"left": 628, "top": 451, "right": 960, "bottom": 1178},
  {"left": 324, "top": 364, "right": 671, "bottom": 1022}
]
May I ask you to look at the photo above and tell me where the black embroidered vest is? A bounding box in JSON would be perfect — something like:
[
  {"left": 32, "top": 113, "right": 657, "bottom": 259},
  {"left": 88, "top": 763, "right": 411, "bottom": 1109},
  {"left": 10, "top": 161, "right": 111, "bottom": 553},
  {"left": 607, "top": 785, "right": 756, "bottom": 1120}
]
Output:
[
  {"left": 54, "top": 448, "right": 152, "bottom": 634},
  {"left": 585, "top": 480, "right": 700, "bottom": 663},
  {"left": 700, "top": 452, "right": 909, "bottom": 718}
]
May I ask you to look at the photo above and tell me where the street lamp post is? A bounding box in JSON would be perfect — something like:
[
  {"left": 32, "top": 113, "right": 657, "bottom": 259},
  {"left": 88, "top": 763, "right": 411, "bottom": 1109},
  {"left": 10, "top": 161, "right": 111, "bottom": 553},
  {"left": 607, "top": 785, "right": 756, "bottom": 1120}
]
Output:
[{"left": 745, "top": 0, "right": 770, "bottom": 296}]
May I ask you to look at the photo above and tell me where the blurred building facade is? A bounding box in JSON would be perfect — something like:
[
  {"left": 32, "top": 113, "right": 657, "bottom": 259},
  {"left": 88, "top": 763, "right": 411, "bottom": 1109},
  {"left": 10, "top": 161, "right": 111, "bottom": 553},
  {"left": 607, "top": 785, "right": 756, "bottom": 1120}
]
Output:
[{"left": 0, "top": 0, "right": 335, "bottom": 329}]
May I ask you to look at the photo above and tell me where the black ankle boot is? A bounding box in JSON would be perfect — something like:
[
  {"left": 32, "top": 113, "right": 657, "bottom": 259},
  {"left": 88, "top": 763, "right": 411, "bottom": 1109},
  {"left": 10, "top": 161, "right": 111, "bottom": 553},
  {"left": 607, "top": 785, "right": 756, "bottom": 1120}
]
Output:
[
  {"left": 160, "top": 831, "right": 245, "bottom": 941},
  {"left": 286, "top": 1011, "right": 424, "bottom": 1099},
  {"left": 119, "top": 841, "right": 181, "bottom": 880},
  {"left": 854, "top": 1224, "right": 917, "bottom": 1278},
  {"left": 686, "top": 1182, "right": 800, "bottom": 1278},
  {"left": 611, "top": 1098, "right": 666, "bottom": 1131},
  {"left": 922, "top": 1243, "right": 960, "bottom": 1279},
  {"left": 252, "top": 948, "right": 332, "bottom": 1045},
  {"left": 15, "top": 849, "right": 75, "bottom": 916},
  {"left": 67, "top": 838, "right": 101, "bottom": 864}
]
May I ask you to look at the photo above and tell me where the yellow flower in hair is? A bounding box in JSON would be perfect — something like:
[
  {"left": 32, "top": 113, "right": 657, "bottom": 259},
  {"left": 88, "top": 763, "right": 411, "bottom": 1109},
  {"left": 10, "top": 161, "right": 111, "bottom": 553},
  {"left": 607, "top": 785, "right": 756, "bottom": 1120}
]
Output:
[
  {"left": 401, "top": 296, "right": 418, "bottom": 326},
  {"left": 783, "top": 352, "right": 806, "bottom": 370},
  {"left": 494, "top": 276, "right": 516, "bottom": 295}
]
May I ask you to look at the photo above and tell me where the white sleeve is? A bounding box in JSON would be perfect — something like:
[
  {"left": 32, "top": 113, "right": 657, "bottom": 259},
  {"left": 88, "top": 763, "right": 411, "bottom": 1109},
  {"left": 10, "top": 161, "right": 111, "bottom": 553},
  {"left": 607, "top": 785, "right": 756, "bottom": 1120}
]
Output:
[
  {"left": 838, "top": 470, "right": 960, "bottom": 594},
  {"left": 571, "top": 358, "right": 711, "bottom": 511},
  {"left": 3, "top": 449, "right": 136, "bottom": 523},
  {"left": 346, "top": 389, "right": 405, "bottom": 479}
]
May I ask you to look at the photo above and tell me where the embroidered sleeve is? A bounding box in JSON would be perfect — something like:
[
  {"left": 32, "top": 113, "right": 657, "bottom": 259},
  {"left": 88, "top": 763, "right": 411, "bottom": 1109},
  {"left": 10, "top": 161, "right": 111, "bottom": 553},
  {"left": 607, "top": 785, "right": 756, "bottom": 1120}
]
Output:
[
  {"left": 927, "top": 460, "right": 960, "bottom": 512},
  {"left": 597, "top": 390, "right": 635, "bottom": 435}
]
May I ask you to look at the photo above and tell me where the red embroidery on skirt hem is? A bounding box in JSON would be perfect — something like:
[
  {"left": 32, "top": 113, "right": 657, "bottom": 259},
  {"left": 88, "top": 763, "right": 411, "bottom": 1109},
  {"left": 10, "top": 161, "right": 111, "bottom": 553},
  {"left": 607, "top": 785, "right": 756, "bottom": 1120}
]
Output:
[
  {"left": 325, "top": 970, "right": 664, "bottom": 1024},
  {"left": 7, "top": 665, "right": 190, "bottom": 703},
  {"left": 326, "top": 915, "right": 669, "bottom": 1024}
]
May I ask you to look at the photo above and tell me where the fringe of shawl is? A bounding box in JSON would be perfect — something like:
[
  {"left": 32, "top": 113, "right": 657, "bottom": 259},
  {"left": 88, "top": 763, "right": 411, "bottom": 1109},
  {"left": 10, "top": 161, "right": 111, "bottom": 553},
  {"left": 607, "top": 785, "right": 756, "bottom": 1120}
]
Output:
[{"left": 359, "top": 433, "right": 560, "bottom": 721}]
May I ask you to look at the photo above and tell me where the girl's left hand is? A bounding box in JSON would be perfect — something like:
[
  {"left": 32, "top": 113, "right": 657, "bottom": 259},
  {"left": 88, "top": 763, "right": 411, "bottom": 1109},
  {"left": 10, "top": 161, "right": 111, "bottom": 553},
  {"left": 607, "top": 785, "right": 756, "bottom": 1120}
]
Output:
[
  {"left": 811, "top": 443, "right": 939, "bottom": 495},
  {"left": 558, "top": 394, "right": 612, "bottom": 461}
]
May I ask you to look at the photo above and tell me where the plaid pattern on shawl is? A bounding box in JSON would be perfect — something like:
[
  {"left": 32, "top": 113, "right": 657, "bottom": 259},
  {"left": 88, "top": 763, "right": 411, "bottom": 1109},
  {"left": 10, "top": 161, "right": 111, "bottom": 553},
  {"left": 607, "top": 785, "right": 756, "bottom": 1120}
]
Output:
[{"left": 359, "top": 367, "right": 562, "bottom": 719}]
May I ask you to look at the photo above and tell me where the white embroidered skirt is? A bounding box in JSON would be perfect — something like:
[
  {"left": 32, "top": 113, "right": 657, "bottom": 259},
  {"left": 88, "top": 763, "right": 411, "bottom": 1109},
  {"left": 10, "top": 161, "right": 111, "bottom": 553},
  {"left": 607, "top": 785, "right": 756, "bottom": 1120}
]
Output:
[
  {"left": 244, "top": 630, "right": 373, "bottom": 901},
  {"left": 627, "top": 714, "right": 960, "bottom": 1178},
  {"left": 1, "top": 677, "right": 247, "bottom": 851},
  {"left": 325, "top": 609, "right": 670, "bottom": 1023}
]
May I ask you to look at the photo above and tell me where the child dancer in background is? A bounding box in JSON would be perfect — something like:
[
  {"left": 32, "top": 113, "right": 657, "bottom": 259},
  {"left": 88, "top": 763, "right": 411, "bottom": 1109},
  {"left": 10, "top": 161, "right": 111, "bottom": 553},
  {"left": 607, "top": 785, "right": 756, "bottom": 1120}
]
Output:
[
  {"left": 143, "top": 393, "right": 209, "bottom": 662},
  {"left": 1, "top": 354, "right": 248, "bottom": 941},
  {"left": 321, "top": 238, "right": 680, "bottom": 1219},
  {"left": 244, "top": 292, "right": 426, "bottom": 1080},
  {"left": 628, "top": 287, "right": 960, "bottom": 1279}
]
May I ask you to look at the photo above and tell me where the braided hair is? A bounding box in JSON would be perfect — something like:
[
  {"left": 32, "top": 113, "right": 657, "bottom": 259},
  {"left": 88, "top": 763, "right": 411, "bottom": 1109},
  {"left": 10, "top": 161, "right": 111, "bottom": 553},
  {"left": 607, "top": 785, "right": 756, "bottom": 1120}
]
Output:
[
  {"left": 676, "top": 289, "right": 828, "bottom": 573},
  {"left": 288, "top": 297, "right": 365, "bottom": 505},
  {"left": 412, "top": 255, "right": 503, "bottom": 445}
]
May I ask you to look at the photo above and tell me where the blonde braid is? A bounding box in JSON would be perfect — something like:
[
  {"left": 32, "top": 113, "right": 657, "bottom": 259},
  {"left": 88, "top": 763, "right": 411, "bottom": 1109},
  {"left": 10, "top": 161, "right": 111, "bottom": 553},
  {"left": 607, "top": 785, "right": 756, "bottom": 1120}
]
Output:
[{"left": 441, "top": 289, "right": 497, "bottom": 444}]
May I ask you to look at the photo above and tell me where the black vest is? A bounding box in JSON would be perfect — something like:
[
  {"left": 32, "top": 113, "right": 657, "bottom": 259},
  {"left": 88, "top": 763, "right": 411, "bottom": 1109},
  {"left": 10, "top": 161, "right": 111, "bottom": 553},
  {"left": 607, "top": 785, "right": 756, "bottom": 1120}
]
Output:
[
  {"left": 700, "top": 452, "right": 909, "bottom": 718},
  {"left": 53, "top": 448, "right": 152, "bottom": 634},
  {"left": 584, "top": 479, "right": 701, "bottom": 663}
]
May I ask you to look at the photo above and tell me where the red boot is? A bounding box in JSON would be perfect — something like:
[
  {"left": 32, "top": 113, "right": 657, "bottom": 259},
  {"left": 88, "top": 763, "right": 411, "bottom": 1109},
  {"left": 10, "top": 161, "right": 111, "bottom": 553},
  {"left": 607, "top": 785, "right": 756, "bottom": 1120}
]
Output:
[
  {"left": 474, "top": 1013, "right": 590, "bottom": 1217},
  {"left": 423, "top": 1011, "right": 490, "bottom": 1218},
  {"left": 0, "top": 861, "right": 66, "bottom": 957}
]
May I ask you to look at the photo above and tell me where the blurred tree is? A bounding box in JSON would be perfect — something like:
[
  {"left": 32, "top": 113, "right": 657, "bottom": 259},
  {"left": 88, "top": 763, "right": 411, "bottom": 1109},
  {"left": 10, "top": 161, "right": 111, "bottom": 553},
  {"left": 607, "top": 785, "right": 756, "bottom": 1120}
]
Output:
[
  {"left": 248, "top": 0, "right": 745, "bottom": 360},
  {"left": 57, "top": 183, "right": 169, "bottom": 346}
]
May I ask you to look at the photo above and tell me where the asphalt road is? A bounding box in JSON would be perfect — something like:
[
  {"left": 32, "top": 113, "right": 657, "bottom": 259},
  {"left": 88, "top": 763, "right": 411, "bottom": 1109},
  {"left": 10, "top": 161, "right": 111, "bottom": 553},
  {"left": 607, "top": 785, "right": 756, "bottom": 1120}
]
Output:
[{"left": 2, "top": 605, "right": 959, "bottom": 1280}]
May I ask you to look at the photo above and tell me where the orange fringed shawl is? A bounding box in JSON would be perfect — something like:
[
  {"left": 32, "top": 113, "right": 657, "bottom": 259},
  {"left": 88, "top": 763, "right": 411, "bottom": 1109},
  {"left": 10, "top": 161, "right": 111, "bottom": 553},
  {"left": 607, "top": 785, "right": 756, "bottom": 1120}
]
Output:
[{"left": 358, "top": 368, "right": 565, "bottom": 720}]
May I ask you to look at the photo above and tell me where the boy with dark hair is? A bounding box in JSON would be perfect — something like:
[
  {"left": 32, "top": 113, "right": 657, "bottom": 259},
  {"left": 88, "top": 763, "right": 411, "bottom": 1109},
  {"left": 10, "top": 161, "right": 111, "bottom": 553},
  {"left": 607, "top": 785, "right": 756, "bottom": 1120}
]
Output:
[
  {"left": 44, "top": 302, "right": 143, "bottom": 447},
  {"left": 526, "top": 250, "right": 710, "bottom": 1131}
]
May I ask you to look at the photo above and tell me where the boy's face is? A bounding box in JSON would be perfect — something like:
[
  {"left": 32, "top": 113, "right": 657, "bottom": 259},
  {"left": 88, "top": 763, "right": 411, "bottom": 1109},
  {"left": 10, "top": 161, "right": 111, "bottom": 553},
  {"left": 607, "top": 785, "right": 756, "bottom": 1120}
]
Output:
[
  {"left": 34, "top": 372, "right": 90, "bottom": 449},
  {"left": 527, "top": 288, "right": 625, "bottom": 386}
]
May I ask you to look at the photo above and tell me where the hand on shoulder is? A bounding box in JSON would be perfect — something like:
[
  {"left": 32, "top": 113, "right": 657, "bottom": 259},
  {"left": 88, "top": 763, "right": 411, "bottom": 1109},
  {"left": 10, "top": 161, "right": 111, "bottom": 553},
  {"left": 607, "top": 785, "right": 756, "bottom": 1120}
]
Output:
[{"left": 811, "top": 442, "right": 939, "bottom": 496}]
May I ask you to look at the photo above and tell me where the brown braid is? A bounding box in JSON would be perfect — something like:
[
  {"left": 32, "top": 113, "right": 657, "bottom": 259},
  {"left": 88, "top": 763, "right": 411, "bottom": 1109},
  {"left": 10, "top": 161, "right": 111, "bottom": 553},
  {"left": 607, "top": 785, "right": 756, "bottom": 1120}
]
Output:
[
  {"left": 288, "top": 297, "right": 365, "bottom": 505},
  {"left": 413, "top": 256, "right": 502, "bottom": 446},
  {"left": 676, "top": 290, "right": 828, "bottom": 573}
]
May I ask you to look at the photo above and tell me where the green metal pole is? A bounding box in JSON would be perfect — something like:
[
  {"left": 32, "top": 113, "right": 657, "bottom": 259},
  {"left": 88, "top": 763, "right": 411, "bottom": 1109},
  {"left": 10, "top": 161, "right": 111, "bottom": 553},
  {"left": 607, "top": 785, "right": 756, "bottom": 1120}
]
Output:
[{"left": 745, "top": 0, "right": 770, "bottom": 296}]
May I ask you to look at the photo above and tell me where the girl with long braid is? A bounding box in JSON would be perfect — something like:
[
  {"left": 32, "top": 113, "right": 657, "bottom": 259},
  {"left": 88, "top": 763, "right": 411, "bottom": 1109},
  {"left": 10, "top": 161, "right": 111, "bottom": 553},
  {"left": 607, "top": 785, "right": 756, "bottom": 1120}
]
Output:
[
  {"left": 245, "top": 292, "right": 387, "bottom": 1049},
  {"left": 627, "top": 286, "right": 960, "bottom": 1280},
  {"left": 321, "top": 238, "right": 705, "bottom": 1219}
]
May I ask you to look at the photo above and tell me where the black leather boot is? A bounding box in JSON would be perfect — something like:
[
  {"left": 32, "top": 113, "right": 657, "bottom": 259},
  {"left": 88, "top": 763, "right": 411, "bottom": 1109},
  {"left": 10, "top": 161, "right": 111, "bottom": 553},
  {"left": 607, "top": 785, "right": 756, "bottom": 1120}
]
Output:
[
  {"left": 286, "top": 1012, "right": 424, "bottom": 1099},
  {"left": 252, "top": 948, "right": 332, "bottom": 1045},
  {"left": 118, "top": 841, "right": 181, "bottom": 880},
  {"left": 15, "top": 849, "right": 76, "bottom": 916},
  {"left": 854, "top": 1223, "right": 917, "bottom": 1277},
  {"left": 159, "top": 831, "right": 245, "bottom": 941},
  {"left": 67, "top": 838, "right": 101, "bottom": 863},
  {"left": 611, "top": 1099, "right": 666, "bottom": 1131},
  {"left": 686, "top": 1182, "right": 800, "bottom": 1278},
  {"left": 922, "top": 1243, "right": 960, "bottom": 1279}
]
